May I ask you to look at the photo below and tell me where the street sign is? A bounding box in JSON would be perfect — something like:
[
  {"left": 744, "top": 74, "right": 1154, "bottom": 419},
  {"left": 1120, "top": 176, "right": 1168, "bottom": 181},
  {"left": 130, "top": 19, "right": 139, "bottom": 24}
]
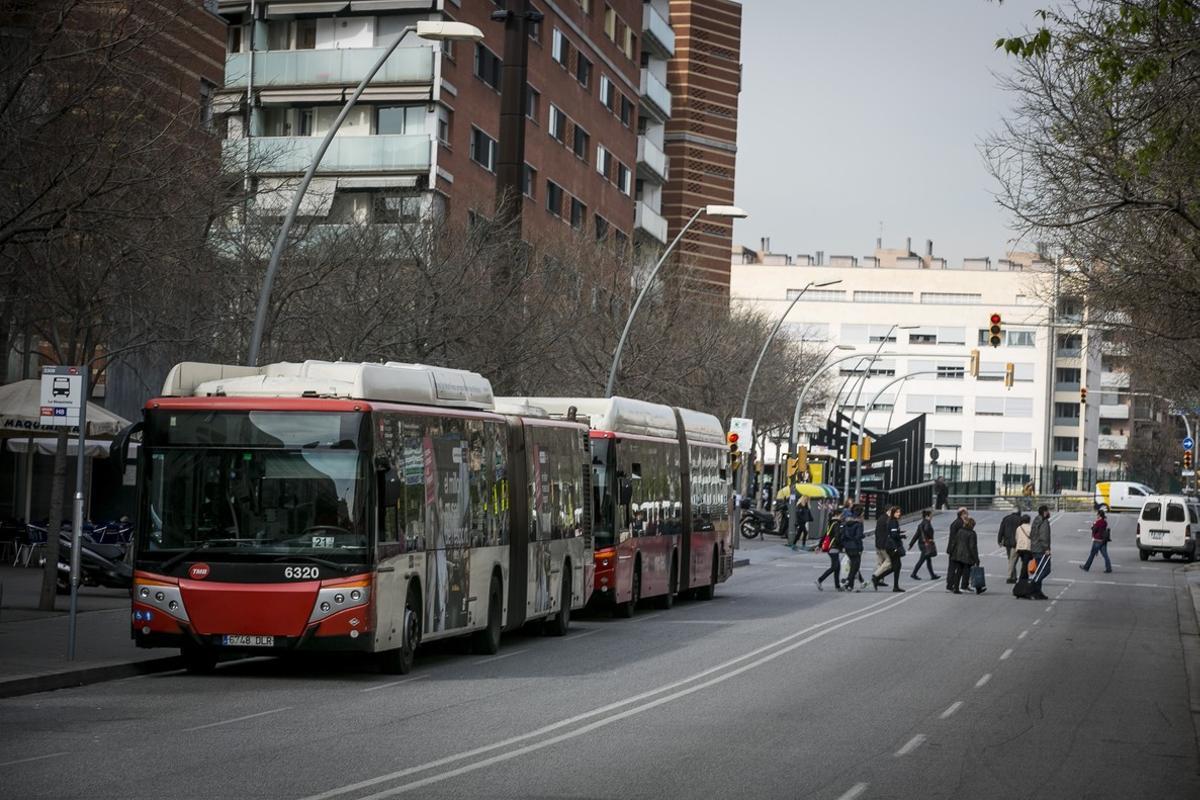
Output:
[
  {"left": 929, "top": 447, "right": 940, "bottom": 463},
  {"left": 1183, "top": 469, "right": 1195, "bottom": 478},
  {"left": 728, "top": 417, "right": 753, "bottom": 453},
  {"left": 40, "top": 366, "right": 83, "bottom": 428},
  {"left": 1184, "top": 436, "right": 1194, "bottom": 450}
]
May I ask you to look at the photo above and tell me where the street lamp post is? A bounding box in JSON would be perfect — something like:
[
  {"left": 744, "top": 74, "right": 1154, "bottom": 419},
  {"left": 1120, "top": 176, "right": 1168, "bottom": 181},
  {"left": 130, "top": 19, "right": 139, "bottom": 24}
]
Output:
[
  {"left": 245, "top": 20, "right": 485, "bottom": 366},
  {"left": 604, "top": 204, "right": 747, "bottom": 397}
]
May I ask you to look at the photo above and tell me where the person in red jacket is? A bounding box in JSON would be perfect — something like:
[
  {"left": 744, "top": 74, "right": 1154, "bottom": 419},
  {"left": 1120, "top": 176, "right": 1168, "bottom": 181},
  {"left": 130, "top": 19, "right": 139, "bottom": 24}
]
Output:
[{"left": 1080, "top": 509, "right": 1112, "bottom": 573}]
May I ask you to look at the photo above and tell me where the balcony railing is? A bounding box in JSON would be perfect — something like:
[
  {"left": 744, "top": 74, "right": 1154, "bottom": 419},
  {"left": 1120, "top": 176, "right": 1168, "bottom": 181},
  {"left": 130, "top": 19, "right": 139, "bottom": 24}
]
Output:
[
  {"left": 1098, "top": 434, "right": 1129, "bottom": 451},
  {"left": 1055, "top": 347, "right": 1083, "bottom": 358},
  {"left": 223, "top": 134, "right": 432, "bottom": 175},
  {"left": 1100, "top": 371, "right": 1131, "bottom": 388},
  {"left": 1099, "top": 403, "right": 1130, "bottom": 419},
  {"left": 639, "top": 69, "right": 672, "bottom": 119},
  {"left": 225, "top": 46, "right": 434, "bottom": 89},
  {"left": 1054, "top": 381, "right": 1081, "bottom": 392},
  {"left": 636, "top": 137, "right": 668, "bottom": 183},
  {"left": 635, "top": 200, "right": 668, "bottom": 244},
  {"left": 642, "top": 3, "right": 675, "bottom": 58},
  {"left": 1053, "top": 417, "right": 1081, "bottom": 428}
]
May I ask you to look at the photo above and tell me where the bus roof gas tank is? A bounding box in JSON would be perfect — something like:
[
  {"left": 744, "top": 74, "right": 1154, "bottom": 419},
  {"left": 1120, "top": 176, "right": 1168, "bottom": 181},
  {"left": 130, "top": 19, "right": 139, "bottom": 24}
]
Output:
[
  {"left": 160, "top": 360, "right": 494, "bottom": 410},
  {"left": 500, "top": 396, "right": 678, "bottom": 439}
]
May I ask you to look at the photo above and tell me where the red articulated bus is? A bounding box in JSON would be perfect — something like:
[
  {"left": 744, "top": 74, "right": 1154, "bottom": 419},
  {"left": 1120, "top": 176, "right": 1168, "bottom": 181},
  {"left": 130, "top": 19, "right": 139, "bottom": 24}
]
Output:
[{"left": 497, "top": 397, "right": 733, "bottom": 615}]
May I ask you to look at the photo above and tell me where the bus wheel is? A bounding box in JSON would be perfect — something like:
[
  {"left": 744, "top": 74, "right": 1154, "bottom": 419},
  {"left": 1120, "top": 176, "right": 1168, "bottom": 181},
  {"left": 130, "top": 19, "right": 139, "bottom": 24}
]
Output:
[
  {"left": 545, "top": 569, "right": 571, "bottom": 636},
  {"left": 657, "top": 555, "right": 678, "bottom": 609},
  {"left": 472, "top": 574, "right": 503, "bottom": 654},
  {"left": 695, "top": 548, "right": 719, "bottom": 601},
  {"left": 614, "top": 565, "right": 640, "bottom": 619},
  {"left": 380, "top": 587, "right": 421, "bottom": 674},
  {"left": 181, "top": 645, "right": 217, "bottom": 675}
]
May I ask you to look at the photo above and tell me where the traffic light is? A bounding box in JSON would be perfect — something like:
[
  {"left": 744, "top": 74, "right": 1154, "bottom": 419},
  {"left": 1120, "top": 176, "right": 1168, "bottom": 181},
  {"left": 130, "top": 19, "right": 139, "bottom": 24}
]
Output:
[
  {"left": 1080, "top": 387, "right": 1088, "bottom": 404},
  {"left": 1185, "top": 451, "right": 1193, "bottom": 470},
  {"left": 727, "top": 432, "right": 741, "bottom": 471},
  {"left": 988, "top": 313, "right": 1003, "bottom": 348},
  {"left": 1004, "top": 362, "right": 1015, "bottom": 389},
  {"left": 786, "top": 447, "right": 808, "bottom": 479},
  {"left": 969, "top": 348, "right": 980, "bottom": 377}
]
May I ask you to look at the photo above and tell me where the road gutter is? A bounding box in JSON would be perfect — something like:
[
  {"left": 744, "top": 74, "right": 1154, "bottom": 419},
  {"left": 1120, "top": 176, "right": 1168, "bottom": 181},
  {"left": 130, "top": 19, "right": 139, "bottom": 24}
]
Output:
[{"left": 0, "top": 655, "right": 184, "bottom": 699}]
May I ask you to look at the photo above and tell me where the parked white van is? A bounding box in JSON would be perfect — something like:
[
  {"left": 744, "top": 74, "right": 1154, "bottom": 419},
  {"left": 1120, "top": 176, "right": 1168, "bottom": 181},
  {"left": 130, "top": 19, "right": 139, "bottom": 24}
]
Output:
[
  {"left": 1136, "top": 495, "right": 1198, "bottom": 562},
  {"left": 1094, "top": 481, "right": 1155, "bottom": 513}
]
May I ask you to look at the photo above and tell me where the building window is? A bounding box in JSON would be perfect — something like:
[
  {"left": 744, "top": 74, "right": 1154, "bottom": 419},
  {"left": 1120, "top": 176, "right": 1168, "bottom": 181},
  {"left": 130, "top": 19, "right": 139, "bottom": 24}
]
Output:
[
  {"left": 1056, "top": 367, "right": 1081, "bottom": 386},
  {"left": 572, "top": 125, "right": 590, "bottom": 161},
  {"left": 594, "top": 214, "right": 609, "bottom": 241},
  {"left": 577, "top": 0, "right": 592, "bottom": 14},
  {"left": 546, "top": 180, "right": 563, "bottom": 217},
  {"left": 1055, "top": 402, "right": 1081, "bottom": 420},
  {"left": 570, "top": 197, "right": 586, "bottom": 229},
  {"left": 437, "top": 106, "right": 452, "bottom": 145},
  {"left": 623, "top": 28, "right": 636, "bottom": 60},
  {"left": 595, "top": 145, "right": 611, "bottom": 178},
  {"left": 474, "top": 43, "right": 502, "bottom": 90},
  {"left": 552, "top": 28, "right": 571, "bottom": 68},
  {"left": 442, "top": 39, "right": 455, "bottom": 61},
  {"left": 604, "top": 6, "right": 617, "bottom": 40},
  {"left": 1007, "top": 330, "right": 1036, "bottom": 347},
  {"left": 1054, "top": 436, "right": 1080, "bottom": 454},
  {"left": 199, "top": 79, "right": 215, "bottom": 130},
  {"left": 470, "top": 127, "right": 497, "bottom": 171},
  {"left": 613, "top": 228, "right": 629, "bottom": 252},
  {"left": 548, "top": 105, "right": 567, "bottom": 142},
  {"left": 619, "top": 94, "right": 633, "bottom": 126},
  {"left": 296, "top": 18, "right": 317, "bottom": 49},
  {"left": 522, "top": 163, "right": 536, "bottom": 198},
  {"left": 373, "top": 194, "right": 421, "bottom": 223},
  {"left": 787, "top": 289, "right": 846, "bottom": 302},
  {"left": 599, "top": 75, "right": 614, "bottom": 110},
  {"left": 920, "top": 292, "right": 982, "bottom": 305},
  {"left": 526, "top": 86, "right": 540, "bottom": 121},
  {"left": 377, "top": 105, "right": 424, "bottom": 135},
  {"left": 853, "top": 291, "right": 914, "bottom": 304},
  {"left": 575, "top": 53, "right": 592, "bottom": 88},
  {"left": 616, "top": 162, "right": 631, "bottom": 195},
  {"left": 228, "top": 24, "right": 244, "bottom": 54},
  {"left": 528, "top": 5, "right": 542, "bottom": 41},
  {"left": 937, "top": 365, "right": 965, "bottom": 380}
]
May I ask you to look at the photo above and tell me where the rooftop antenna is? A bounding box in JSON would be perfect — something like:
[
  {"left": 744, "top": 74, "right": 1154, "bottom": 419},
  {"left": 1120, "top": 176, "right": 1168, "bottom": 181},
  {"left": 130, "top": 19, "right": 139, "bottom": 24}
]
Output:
[{"left": 876, "top": 220, "right": 883, "bottom": 250}]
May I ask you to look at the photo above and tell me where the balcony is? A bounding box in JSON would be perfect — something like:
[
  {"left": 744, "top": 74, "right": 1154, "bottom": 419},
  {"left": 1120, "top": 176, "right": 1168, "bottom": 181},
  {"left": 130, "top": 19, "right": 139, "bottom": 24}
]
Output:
[
  {"left": 1053, "top": 417, "right": 1081, "bottom": 428},
  {"left": 1100, "top": 371, "right": 1131, "bottom": 389},
  {"left": 642, "top": 3, "right": 675, "bottom": 58},
  {"left": 1055, "top": 347, "right": 1083, "bottom": 359},
  {"left": 1098, "top": 434, "right": 1129, "bottom": 450},
  {"left": 637, "top": 137, "right": 668, "bottom": 183},
  {"left": 1099, "top": 403, "right": 1130, "bottom": 420},
  {"left": 635, "top": 200, "right": 668, "bottom": 244},
  {"left": 224, "top": 46, "right": 434, "bottom": 89},
  {"left": 639, "top": 69, "right": 672, "bottom": 120},
  {"left": 1053, "top": 451, "right": 1080, "bottom": 463},
  {"left": 223, "top": 134, "right": 432, "bottom": 175},
  {"left": 1054, "top": 381, "right": 1081, "bottom": 392}
]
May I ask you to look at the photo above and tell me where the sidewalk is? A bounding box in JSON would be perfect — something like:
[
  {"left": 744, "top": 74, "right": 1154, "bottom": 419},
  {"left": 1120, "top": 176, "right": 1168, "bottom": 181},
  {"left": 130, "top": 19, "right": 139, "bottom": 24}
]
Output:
[
  {"left": 0, "top": 565, "right": 181, "bottom": 698},
  {"left": 1179, "top": 564, "right": 1200, "bottom": 762}
]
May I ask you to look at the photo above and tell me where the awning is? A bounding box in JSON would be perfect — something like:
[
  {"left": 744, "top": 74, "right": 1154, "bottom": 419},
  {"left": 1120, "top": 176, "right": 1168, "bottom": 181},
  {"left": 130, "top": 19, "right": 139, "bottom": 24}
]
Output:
[
  {"left": 266, "top": 2, "right": 348, "bottom": 16},
  {"left": 258, "top": 86, "right": 431, "bottom": 104},
  {"left": 6, "top": 438, "right": 112, "bottom": 459},
  {"left": 254, "top": 177, "right": 338, "bottom": 217},
  {"left": 350, "top": 0, "right": 432, "bottom": 10},
  {"left": 338, "top": 175, "right": 419, "bottom": 189}
]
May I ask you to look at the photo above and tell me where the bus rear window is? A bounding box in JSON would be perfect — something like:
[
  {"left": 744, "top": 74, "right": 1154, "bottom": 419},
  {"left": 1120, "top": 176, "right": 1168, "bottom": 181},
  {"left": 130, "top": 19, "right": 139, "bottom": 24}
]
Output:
[{"left": 1141, "top": 502, "right": 1161, "bottom": 522}]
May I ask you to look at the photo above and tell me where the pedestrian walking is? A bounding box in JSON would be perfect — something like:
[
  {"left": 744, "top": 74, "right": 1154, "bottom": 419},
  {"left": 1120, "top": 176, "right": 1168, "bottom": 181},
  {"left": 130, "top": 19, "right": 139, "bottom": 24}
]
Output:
[
  {"left": 997, "top": 508, "right": 1022, "bottom": 584},
  {"left": 908, "top": 509, "right": 940, "bottom": 580},
  {"left": 934, "top": 476, "right": 949, "bottom": 510},
  {"left": 1080, "top": 509, "right": 1112, "bottom": 573},
  {"left": 816, "top": 514, "right": 843, "bottom": 591},
  {"left": 945, "top": 507, "right": 971, "bottom": 592},
  {"left": 789, "top": 495, "right": 813, "bottom": 551},
  {"left": 1013, "top": 514, "right": 1033, "bottom": 598},
  {"left": 872, "top": 507, "right": 892, "bottom": 587},
  {"left": 872, "top": 506, "right": 907, "bottom": 592},
  {"left": 840, "top": 505, "right": 866, "bottom": 592},
  {"left": 947, "top": 516, "right": 981, "bottom": 594},
  {"left": 1029, "top": 505, "right": 1052, "bottom": 600}
]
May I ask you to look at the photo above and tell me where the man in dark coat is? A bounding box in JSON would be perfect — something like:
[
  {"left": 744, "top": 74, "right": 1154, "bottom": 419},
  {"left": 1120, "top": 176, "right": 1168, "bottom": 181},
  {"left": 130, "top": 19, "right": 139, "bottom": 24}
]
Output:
[
  {"left": 946, "top": 507, "right": 970, "bottom": 592},
  {"left": 934, "top": 476, "right": 949, "bottom": 510},
  {"left": 948, "top": 516, "right": 981, "bottom": 594},
  {"left": 997, "top": 509, "right": 1023, "bottom": 584}
]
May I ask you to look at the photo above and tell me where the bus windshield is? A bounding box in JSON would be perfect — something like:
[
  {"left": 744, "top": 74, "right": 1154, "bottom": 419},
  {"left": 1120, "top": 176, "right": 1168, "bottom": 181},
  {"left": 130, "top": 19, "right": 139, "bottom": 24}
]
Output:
[
  {"left": 591, "top": 439, "right": 616, "bottom": 548},
  {"left": 138, "top": 411, "right": 369, "bottom": 564}
]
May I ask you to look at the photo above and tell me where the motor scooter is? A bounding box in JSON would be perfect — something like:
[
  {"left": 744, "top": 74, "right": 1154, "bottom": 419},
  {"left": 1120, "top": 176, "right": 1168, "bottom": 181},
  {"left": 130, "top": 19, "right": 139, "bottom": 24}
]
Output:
[
  {"left": 55, "top": 532, "right": 132, "bottom": 595},
  {"left": 738, "top": 498, "right": 778, "bottom": 540}
]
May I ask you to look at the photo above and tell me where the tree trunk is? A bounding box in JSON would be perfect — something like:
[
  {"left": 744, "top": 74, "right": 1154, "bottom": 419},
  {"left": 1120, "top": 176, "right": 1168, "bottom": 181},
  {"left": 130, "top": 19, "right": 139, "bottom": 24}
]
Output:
[{"left": 38, "top": 429, "right": 70, "bottom": 611}]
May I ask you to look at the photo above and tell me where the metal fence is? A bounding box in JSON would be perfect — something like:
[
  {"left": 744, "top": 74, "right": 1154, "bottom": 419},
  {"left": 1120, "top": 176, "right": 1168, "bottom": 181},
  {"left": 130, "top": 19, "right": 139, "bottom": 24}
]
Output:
[{"left": 927, "top": 462, "right": 1143, "bottom": 495}]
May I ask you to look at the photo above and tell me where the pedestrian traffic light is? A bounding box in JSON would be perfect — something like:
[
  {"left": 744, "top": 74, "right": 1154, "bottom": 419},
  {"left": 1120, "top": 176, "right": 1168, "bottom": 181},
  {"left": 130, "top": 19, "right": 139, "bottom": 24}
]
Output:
[
  {"left": 1004, "top": 362, "right": 1015, "bottom": 389},
  {"left": 988, "top": 313, "right": 1003, "bottom": 348},
  {"left": 969, "top": 348, "right": 980, "bottom": 377},
  {"left": 1185, "top": 450, "right": 1193, "bottom": 470},
  {"left": 1080, "top": 387, "right": 1088, "bottom": 404}
]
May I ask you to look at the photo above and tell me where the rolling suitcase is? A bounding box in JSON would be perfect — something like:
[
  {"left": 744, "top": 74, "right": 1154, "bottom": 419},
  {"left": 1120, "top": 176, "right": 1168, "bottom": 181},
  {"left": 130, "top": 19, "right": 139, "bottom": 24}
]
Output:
[
  {"left": 1012, "top": 575, "right": 1032, "bottom": 598},
  {"left": 970, "top": 565, "right": 987, "bottom": 593},
  {"left": 1030, "top": 554, "right": 1052, "bottom": 584}
]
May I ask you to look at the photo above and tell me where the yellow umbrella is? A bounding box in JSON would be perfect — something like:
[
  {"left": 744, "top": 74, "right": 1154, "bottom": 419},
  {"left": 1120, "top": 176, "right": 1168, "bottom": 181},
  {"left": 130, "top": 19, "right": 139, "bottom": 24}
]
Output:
[{"left": 776, "top": 483, "right": 828, "bottom": 500}]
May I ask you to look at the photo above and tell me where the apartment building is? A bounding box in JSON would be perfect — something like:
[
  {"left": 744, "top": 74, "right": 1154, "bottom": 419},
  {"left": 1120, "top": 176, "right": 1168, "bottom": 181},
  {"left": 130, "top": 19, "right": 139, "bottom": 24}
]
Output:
[
  {"left": 731, "top": 240, "right": 1104, "bottom": 487},
  {"left": 214, "top": 0, "right": 674, "bottom": 248},
  {"left": 633, "top": 0, "right": 675, "bottom": 254},
  {"left": 663, "top": 0, "right": 742, "bottom": 298}
]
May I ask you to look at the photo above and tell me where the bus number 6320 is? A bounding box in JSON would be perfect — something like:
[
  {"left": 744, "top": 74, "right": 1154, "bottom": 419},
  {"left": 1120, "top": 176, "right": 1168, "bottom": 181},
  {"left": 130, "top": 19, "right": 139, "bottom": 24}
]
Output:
[{"left": 284, "top": 566, "right": 319, "bottom": 580}]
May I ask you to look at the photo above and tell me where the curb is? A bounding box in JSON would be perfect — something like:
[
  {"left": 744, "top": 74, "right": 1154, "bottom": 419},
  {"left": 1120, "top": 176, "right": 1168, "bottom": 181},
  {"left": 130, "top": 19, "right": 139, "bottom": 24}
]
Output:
[
  {"left": 732, "top": 558, "right": 750, "bottom": 569},
  {"left": 1176, "top": 563, "right": 1200, "bottom": 764},
  {"left": 0, "top": 656, "right": 183, "bottom": 699}
]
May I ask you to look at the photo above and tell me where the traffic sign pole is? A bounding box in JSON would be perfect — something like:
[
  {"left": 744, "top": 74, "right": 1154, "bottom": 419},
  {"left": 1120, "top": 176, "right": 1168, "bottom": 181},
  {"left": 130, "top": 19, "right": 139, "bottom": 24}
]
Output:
[{"left": 67, "top": 367, "right": 88, "bottom": 661}]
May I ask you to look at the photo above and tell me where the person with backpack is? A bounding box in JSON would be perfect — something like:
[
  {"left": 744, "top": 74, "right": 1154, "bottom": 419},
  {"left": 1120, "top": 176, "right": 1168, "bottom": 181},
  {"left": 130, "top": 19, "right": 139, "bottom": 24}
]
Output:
[
  {"left": 1080, "top": 508, "right": 1112, "bottom": 573},
  {"left": 840, "top": 505, "right": 867, "bottom": 592},
  {"left": 947, "top": 515, "right": 981, "bottom": 594},
  {"left": 908, "top": 509, "right": 940, "bottom": 580},
  {"left": 816, "top": 516, "right": 843, "bottom": 591}
]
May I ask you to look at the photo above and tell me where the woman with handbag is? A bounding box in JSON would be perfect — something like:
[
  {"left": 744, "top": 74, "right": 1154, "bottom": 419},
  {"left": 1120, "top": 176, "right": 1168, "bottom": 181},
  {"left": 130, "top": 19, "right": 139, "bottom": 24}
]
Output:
[
  {"left": 872, "top": 506, "right": 907, "bottom": 592},
  {"left": 908, "top": 509, "right": 940, "bottom": 580},
  {"left": 815, "top": 517, "right": 843, "bottom": 591},
  {"left": 840, "top": 505, "right": 867, "bottom": 592},
  {"left": 948, "top": 515, "right": 981, "bottom": 594}
]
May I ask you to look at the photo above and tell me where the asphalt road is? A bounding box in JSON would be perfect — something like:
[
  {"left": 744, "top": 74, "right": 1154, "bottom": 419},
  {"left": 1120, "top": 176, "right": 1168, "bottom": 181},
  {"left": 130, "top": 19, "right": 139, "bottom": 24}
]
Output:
[{"left": 1, "top": 510, "right": 1197, "bottom": 800}]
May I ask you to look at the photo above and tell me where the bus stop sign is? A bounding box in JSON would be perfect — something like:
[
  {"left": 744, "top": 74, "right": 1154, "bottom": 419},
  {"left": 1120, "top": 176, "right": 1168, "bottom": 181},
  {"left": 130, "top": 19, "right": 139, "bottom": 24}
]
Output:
[{"left": 40, "top": 366, "right": 83, "bottom": 427}]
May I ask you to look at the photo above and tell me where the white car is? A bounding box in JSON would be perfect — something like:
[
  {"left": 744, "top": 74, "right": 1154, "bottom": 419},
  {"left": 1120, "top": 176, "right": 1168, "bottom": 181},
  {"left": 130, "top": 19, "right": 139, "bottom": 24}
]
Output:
[{"left": 1136, "top": 495, "right": 1198, "bottom": 562}]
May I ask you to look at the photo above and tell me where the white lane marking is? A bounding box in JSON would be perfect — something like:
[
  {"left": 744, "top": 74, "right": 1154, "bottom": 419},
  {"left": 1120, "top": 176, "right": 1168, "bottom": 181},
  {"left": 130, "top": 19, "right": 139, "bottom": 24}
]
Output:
[
  {"left": 836, "top": 783, "right": 869, "bottom": 800},
  {"left": 474, "top": 649, "right": 526, "bottom": 665},
  {"left": 300, "top": 582, "right": 943, "bottom": 800},
  {"left": 939, "top": 701, "right": 963, "bottom": 719},
  {"left": 181, "top": 706, "right": 292, "bottom": 732},
  {"left": 1033, "top": 619, "right": 1041, "bottom": 625},
  {"left": 0, "top": 751, "right": 68, "bottom": 768},
  {"left": 895, "top": 734, "right": 927, "bottom": 757},
  {"left": 1000, "top": 648, "right": 1013, "bottom": 661},
  {"left": 660, "top": 620, "right": 735, "bottom": 625},
  {"left": 1045, "top": 606, "right": 1053, "bottom": 612},
  {"left": 976, "top": 673, "right": 992, "bottom": 688},
  {"left": 1018, "top": 630, "right": 1028, "bottom": 640},
  {"left": 565, "top": 628, "right": 602, "bottom": 640},
  {"left": 1050, "top": 600, "right": 1058, "bottom": 605},
  {"left": 633, "top": 612, "right": 664, "bottom": 624},
  {"left": 361, "top": 675, "right": 429, "bottom": 693}
]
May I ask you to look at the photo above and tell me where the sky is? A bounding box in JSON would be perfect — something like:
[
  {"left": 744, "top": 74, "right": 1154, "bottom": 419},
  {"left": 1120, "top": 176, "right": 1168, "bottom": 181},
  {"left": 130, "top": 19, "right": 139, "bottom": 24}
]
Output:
[{"left": 731, "top": 0, "right": 1046, "bottom": 265}]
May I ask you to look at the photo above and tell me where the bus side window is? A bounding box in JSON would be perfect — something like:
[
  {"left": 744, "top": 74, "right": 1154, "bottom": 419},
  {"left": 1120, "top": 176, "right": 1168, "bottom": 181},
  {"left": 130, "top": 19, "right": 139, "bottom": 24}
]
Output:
[{"left": 400, "top": 418, "right": 427, "bottom": 552}]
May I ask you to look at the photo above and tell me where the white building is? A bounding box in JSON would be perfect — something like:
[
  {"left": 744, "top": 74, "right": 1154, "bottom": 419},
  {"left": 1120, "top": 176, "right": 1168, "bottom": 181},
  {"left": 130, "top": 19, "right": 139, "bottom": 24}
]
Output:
[{"left": 731, "top": 239, "right": 1106, "bottom": 489}]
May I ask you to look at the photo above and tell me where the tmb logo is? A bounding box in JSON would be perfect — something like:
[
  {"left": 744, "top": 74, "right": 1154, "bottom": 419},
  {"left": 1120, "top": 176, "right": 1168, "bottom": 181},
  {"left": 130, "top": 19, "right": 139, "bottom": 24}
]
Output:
[{"left": 188, "top": 563, "right": 211, "bottom": 580}]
